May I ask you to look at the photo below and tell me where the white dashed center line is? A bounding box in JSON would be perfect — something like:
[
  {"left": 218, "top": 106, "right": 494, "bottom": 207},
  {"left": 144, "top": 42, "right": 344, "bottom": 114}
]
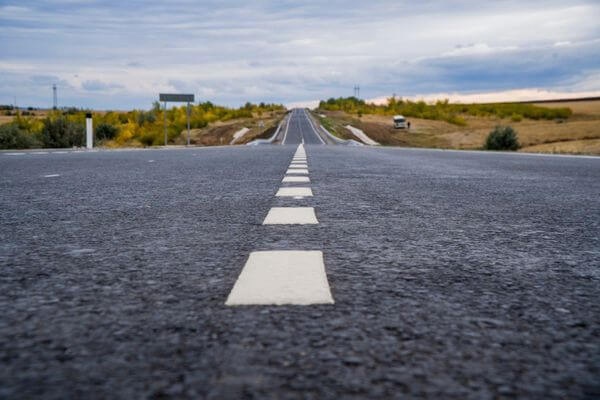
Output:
[
  {"left": 263, "top": 207, "right": 318, "bottom": 224},
  {"left": 282, "top": 176, "right": 310, "bottom": 183},
  {"left": 276, "top": 187, "right": 313, "bottom": 197},
  {"left": 285, "top": 169, "right": 309, "bottom": 175},
  {"left": 225, "top": 250, "right": 334, "bottom": 305},
  {"left": 227, "top": 143, "right": 334, "bottom": 306},
  {"left": 43, "top": 174, "right": 61, "bottom": 178}
]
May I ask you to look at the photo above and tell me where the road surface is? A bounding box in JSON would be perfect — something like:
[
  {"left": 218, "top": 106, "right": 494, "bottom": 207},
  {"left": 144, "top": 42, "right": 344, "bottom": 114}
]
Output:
[
  {"left": 1, "top": 143, "right": 599, "bottom": 399},
  {"left": 282, "top": 109, "right": 326, "bottom": 145}
]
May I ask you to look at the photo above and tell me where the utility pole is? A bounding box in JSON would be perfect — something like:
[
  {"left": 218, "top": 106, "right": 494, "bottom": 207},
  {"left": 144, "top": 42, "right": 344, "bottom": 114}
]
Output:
[
  {"left": 53, "top": 84, "right": 57, "bottom": 110},
  {"left": 353, "top": 84, "right": 360, "bottom": 99}
]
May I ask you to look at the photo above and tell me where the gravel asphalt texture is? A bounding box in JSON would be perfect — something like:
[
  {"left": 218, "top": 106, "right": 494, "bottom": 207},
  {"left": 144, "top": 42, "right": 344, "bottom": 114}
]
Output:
[{"left": 1, "top": 144, "right": 599, "bottom": 399}]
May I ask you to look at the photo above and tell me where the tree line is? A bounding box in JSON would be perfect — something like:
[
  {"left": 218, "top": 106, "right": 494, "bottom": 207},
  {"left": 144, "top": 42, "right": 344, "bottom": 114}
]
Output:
[
  {"left": 318, "top": 97, "right": 572, "bottom": 125},
  {"left": 0, "top": 102, "right": 285, "bottom": 149}
]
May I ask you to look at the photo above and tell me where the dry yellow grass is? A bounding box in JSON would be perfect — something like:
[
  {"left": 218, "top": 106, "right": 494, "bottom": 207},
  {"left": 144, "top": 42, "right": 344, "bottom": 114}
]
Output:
[
  {"left": 521, "top": 139, "right": 600, "bottom": 155},
  {"left": 323, "top": 99, "right": 600, "bottom": 155}
]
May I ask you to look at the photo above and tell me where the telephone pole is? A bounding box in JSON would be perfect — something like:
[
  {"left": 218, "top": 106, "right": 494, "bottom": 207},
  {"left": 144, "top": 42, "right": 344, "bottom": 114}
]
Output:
[{"left": 353, "top": 84, "right": 360, "bottom": 99}]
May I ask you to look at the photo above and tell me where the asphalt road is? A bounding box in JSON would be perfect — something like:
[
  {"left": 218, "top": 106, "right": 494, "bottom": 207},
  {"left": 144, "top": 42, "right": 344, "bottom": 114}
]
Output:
[
  {"left": 1, "top": 146, "right": 599, "bottom": 399},
  {"left": 282, "top": 109, "right": 326, "bottom": 145}
]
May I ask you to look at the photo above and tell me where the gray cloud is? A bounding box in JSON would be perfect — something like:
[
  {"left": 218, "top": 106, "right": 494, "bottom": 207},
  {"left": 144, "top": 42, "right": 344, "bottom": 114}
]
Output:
[
  {"left": 0, "top": 0, "right": 599, "bottom": 108},
  {"left": 81, "top": 80, "right": 123, "bottom": 92}
]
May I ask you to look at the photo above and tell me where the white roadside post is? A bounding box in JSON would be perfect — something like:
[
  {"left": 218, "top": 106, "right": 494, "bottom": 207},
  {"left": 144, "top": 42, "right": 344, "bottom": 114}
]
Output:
[{"left": 85, "top": 112, "right": 93, "bottom": 149}]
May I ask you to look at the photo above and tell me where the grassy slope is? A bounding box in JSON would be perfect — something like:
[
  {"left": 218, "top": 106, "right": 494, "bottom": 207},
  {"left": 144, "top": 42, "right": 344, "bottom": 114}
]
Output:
[{"left": 319, "top": 100, "right": 600, "bottom": 155}]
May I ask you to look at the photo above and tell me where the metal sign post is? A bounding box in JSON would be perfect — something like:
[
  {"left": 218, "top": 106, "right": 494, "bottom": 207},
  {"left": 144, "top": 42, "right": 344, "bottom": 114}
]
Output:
[
  {"left": 158, "top": 93, "right": 195, "bottom": 146},
  {"left": 187, "top": 102, "right": 191, "bottom": 146}
]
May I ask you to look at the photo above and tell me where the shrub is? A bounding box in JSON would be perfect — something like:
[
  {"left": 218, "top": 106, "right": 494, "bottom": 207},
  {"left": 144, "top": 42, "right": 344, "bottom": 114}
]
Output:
[
  {"left": 484, "top": 126, "right": 520, "bottom": 151},
  {"left": 0, "top": 123, "right": 36, "bottom": 149},
  {"left": 95, "top": 123, "right": 119, "bottom": 141},
  {"left": 511, "top": 113, "right": 523, "bottom": 122},
  {"left": 40, "top": 117, "right": 84, "bottom": 148}
]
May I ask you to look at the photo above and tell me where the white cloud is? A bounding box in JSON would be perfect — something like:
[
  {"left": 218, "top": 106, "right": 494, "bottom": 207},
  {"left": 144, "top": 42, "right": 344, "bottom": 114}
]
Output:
[{"left": 0, "top": 0, "right": 599, "bottom": 108}]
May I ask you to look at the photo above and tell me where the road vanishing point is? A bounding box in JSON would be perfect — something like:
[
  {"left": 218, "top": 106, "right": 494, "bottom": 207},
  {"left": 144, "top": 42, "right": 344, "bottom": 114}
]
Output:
[{"left": 1, "top": 109, "right": 599, "bottom": 399}]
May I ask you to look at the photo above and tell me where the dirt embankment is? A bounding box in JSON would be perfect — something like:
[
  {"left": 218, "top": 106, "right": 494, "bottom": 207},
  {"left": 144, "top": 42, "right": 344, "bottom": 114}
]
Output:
[
  {"left": 173, "top": 111, "right": 285, "bottom": 146},
  {"left": 318, "top": 100, "right": 600, "bottom": 155}
]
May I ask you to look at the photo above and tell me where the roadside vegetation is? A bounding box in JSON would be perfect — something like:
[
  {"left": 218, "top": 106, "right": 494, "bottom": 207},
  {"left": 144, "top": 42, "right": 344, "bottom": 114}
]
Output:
[
  {"left": 0, "top": 102, "right": 285, "bottom": 149},
  {"left": 318, "top": 97, "right": 572, "bottom": 126},
  {"left": 484, "top": 126, "right": 520, "bottom": 151},
  {"left": 317, "top": 99, "right": 600, "bottom": 155}
]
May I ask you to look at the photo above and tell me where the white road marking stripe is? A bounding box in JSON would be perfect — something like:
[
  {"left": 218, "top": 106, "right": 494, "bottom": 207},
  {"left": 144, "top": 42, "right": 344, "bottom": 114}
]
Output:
[
  {"left": 276, "top": 187, "right": 313, "bottom": 197},
  {"left": 288, "top": 164, "right": 308, "bottom": 169},
  {"left": 263, "top": 207, "right": 318, "bottom": 224},
  {"left": 225, "top": 251, "right": 334, "bottom": 305},
  {"left": 302, "top": 109, "right": 326, "bottom": 144},
  {"left": 285, "top": 169, "right": 309, "bottom": 174},
  {"left": 282, "top": 176, "right": 310, "bottom": 183},
  {"left": 43, "top": 174, "right": 60, "bottom": 178},
  {"left": 4, "top": 153, "right": 25, "bottom": 156},
  {"left": 282, "top": 114, "right": 292, "bottom": 144}
]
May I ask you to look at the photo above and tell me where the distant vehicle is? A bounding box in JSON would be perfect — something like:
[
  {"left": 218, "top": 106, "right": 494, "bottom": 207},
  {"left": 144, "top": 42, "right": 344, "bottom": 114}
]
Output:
[{"left": 393, "top": 115, "right": 407, "bottom": 129}]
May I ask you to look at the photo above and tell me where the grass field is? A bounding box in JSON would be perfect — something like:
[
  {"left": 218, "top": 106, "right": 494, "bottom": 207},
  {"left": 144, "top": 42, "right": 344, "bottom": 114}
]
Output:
[{"left": 318, "top": 99, "right": 600, "bottom": 155}]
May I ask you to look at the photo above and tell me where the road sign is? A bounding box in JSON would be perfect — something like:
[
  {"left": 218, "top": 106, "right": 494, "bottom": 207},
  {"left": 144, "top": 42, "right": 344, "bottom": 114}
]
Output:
[
  {"left": 159, "top": 93, "right": 195, "bottom": 146},
  {"left": 159, "top": 93, "right": 194, "bottom": 103}
]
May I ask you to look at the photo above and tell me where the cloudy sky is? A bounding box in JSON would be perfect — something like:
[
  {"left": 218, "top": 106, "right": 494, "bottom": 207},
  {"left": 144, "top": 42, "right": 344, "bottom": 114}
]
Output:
[{"left": 1, "top": 0, "right": 599, "bottom": 109}]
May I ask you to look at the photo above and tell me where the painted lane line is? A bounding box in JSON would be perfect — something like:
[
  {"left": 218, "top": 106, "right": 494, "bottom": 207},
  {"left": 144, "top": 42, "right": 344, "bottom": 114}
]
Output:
[
  {"left": 43, "top": 174, "right": 61, "bottom": 178},
  {"left": 285, "top": 169, "right": 309, "bottom": 175},
  {"left": 302, "top": 109, "right": 326, "bottom": 145},
  {"left": 225, "top": 251, "right": 334, "bottom": 306},
  {"left": 288, "top": 164, "right": 308, "bottom": 169},
  {"left": 276, "top": 187, "right": 313, "bottom": 197},
  {"left": 263, "top": 207, "right": 318, "bottom": 224},
  {"left": 282, "top": 176, "right": 310, "bottom": 183},
  {"left": 282, "top": 114, "right": 292, "bottom": 144}
]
